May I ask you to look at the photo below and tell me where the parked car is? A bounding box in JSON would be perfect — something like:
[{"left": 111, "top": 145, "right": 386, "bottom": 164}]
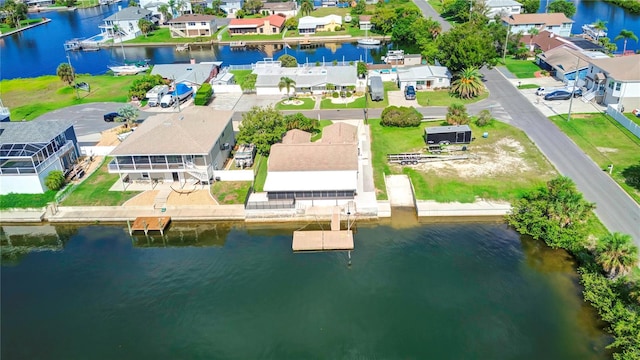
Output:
[
  {"left": 160, "top": 94, "right": 177, "bottom": 108},
  {"left": 103, "top": 112, "right": 121, "bottom": 122},
  {"left": 404, "top": 85, "right": 416, "bottom": 100},
  {"left": 544, "top": 90, "right": 573, "bottom": 101},
  {"left": 536, "top": 86, "right": 565, "bottom": 96}
]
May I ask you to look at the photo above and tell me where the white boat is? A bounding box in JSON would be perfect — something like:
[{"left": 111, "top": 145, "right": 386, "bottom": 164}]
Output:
[
  {"left": 229, "top": 41, "right": 246, "bottom": 48},
  {"left": 108, "top": 62, "right": 150, "bottom": 75},
  {"left": 382, "top": 49, "right": 404, "bottom": 64},
  {"left": 357, "top": 28, "right": 381, "bottom": 46},
  {"left": 582, "top": 24, "right": 607, "bottom": 39},
  {"left": 63, "top": 39, "right": 82, "bottom": 51}
]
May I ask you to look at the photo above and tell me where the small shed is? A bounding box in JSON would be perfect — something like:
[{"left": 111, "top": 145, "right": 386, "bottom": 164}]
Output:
[{"left": 424, "top": 125, "right": 472, "bottom": 145}]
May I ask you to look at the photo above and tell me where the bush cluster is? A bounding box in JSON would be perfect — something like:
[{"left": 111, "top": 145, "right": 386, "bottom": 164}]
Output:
[
  {"left": 381, "top": 106, "right": 422, "bottom": 127},
  {"left": 194, "top": 83, "right": 213, "bottom": 106}
]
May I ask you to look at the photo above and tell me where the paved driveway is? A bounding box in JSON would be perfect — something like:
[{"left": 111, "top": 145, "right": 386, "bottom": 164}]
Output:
[{"left": 387, "top": 91, "right": 419, "bottom": 107}]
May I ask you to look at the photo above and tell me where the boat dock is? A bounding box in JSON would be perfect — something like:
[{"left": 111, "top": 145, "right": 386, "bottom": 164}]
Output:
[
  {"left": 128, "top": 216, "right": 171, "bottom": 235},
  {"left": 292, "top": 207, "right": 354, "bottom": 251}
]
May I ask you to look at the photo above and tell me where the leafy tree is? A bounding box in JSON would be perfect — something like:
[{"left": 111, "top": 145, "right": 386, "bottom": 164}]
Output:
[
  {"left": 211, "top": 0, "right": 223, "bottom": 16},
  {"left": 128, "top": 0, "right": 136, "bottom": 6},
  {"left": 240, "top": 73, "right": 257, "bottom": 92},
  {"left": 381, "top": 106, "right": 422, "bottom": 127},
  {"left": 371, "top": 8, "right": 397, "bottom": 34},
  {"left": 237, "top": 106, "right": 286, "bottom": 155},
  {"left": 128, "top": 74, "right": 165, "bottom": 100},
  {"left": 278, "top": 76, "right": 296, "bottom": 99},
  {"left": 284, "top": 17, "right": 298, "bottom": 30},
  {"left": 475, "top": 109, "right": 493, "bottom": 127},
  {"left": 445, "top": 103, "right": 469, "bottom": 125},
  {"left": 235, "top": 9, "right": 246, "bottom": 18},
  {"left": 277, "top": 54, "right": 298, "bottom": 67},
  {"left": 597, "top": 36, "right": 618, "bottom": 54},
  {"left": 442, "top": 0, "right": 469, "bottom": 23},
  {"left": 352, "top": 0, "right": 366, "bottom": 15},
  {"left": 596, "top": 232, "right": 638, "bottom": 279},
  {"left": 56, "top": 63, "right": 75, "bottom": 86},
  {"left": 451, "top": 67, "right": 484, "bottom": 99},
  {"left": 357, "top": 61, "right": 367, "bottom": 78},
  {"left": 63, "top": 0, "right": 76, "bottom": 7},
  {"left": 1, "top": 0, "right": 28, "bottom": 28},
  {"left": 391, "top": 14, "right": 419, "bottom": 43},
  {"left": 138, "top": 19, "right": 154, "bottom": 37},
  {"left": 158, "top": 4, "right": 172, "bottom": 23},
  {"left": 194, "top": 83, "right": 213, "bottom": 105},
  {"left": 116, "top": 104, "right": 139, "bottom": 127},
  {"left": 621, "top": 162, "right": 640, "bottom": 191},
  {"left": 283, "top": 113, "right": 319, "bottom": 133},
  {"left": 300, "top": 0, "right": 314, "bottom": 16},
  {"left": 243, "top": 0, "right": 263, "bottom": 14},
  {"left": 547, "top": 0, "right": 576, "bottom": 18},
  {"left": 44, "top": 170, "right": 65, "bottom": 191},
  {"left": 520, "top": 0, "right": 540, "bottom": 13},
  {"left": 614, "top": 29, "right": 638, "bottom": 55},
  {"left": 436, "top": 22, "right": 498, "bottom": 73}
]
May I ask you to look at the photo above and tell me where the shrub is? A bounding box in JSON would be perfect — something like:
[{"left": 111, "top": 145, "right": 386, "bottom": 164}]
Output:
[
  {"left": 45, "top": 170, "right": 65, "bottom": 191},
  {"left": 475, "top": 109, "right": 493, "bottom": 127},
  {"left": 346, "top": 91, "right": 352, "bottom": 97},
  {"left": 332, "top": 91, "right": 340, "bottom": 98},
  {"left": 381, "top": 106, "right": 422, "bottom": 127},
  {"left": 194, "top": 83, "right": 213, "bottom": 106}
]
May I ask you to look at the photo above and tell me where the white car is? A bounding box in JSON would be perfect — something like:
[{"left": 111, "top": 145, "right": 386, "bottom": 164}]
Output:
[{"left": 160, "top": 94, "right": 177, "bottom": 108}]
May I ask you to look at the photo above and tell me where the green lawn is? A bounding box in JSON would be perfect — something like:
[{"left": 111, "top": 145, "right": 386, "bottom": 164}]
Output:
[
  {"left": 416, "top": 90, "right": 489, "bottom": 107},
  {"left": 320, "top": 96, "right": 366, "bottom": 109},
  {"left": 211, "top": 181, "right": 252, "bottom": 204},
  {"left": 220, "top": 31, "right": 283, "bottom": 41},
  {"left": 369, "top": 119, "right": 556, "bottom": 202},
  {"left": 550, "top": 113, "right": 640, "bottom": 204},
  {"left": 518, "top": 84, "right": 540, "bottom": 90},
  {"left": 126, "top": 28, "right": 199, "bottom": 44},
  {"left": 275, "top": 97, "right": 315, "bottom": 110},
  {"left": 0, "top": 191, "right": 57, "bottom": 210},
  {"left": 503, "top": 57, "right": 541, "bottom": 79},
  {"left": 252, "top": 154, "right": 268, "bottom": 192},
  {"left": 0, "top": 18, "right": 43, "bottom": 33},
  {"left": 230, "top": 70, "right": 252, "bottom": 86},
  {"left": 624, "top": 112, "right": 640, "bottom": 127},
  {"left": 2, "top": 74, "right": 139, "bottom": 120},
  {"left": 310, "top": 119, "right": 334, "bottom": 142},
  {"left": 61, "top": 159, "right": 141, "bottom": 206}
]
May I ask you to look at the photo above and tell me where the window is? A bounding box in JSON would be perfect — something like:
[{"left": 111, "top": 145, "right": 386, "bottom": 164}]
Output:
[
  {"left": 188, "top": 22, "right": 196, "bottom": 26},
  {"left": 615, "top": 82, "right": 621, "bottom": 91},
  {"left": 201, "top": 22, "right": 206, "bottom": 26},
  {"left": 272, "top": 27, "right": 276, "bottom": 32},
  {"left": 608, "top": 80, "right": 614, "bottom": 90},
  {"left": 260, "top": 28, "right": 264, "bottom": 33}
]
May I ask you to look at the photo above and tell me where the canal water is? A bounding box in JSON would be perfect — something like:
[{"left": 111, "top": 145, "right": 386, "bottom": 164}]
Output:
[{"left": 1, "top": 221, "right": 611, "bottom": 359}]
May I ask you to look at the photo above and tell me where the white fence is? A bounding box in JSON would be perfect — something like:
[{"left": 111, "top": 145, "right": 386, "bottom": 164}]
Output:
[
  {"left": 212, "top": 84, "right": 242, "bottom": 93},
  {"left": 213, "top": 169, "right": 254, "bottom": 181},
  {"left": 80, "top": 146, "right": 116, "bottom": 156},
  {"left": 606, "top": 105, "right": 640, "bottom": 139}
]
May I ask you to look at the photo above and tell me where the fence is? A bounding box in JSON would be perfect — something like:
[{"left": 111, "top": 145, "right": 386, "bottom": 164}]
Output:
[
  {"left": 606, "top": 105, "right": 640, "bottom": 139},
  {"left": 80, "top": 145, "right": 116, "bottom": 156},
  {"left": 213, "top": 169, "right": 254, "bottom": 182},
  {"left": 211, "top": 84, "right": 242, "bottom": 93}
]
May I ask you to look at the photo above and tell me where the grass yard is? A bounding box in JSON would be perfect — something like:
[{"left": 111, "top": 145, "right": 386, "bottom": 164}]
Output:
[
  {"left": 230, "top": 70, "right": 252, "bottom": 85},
  {"left": 275, "top": 97, "right": 315, "bottom": 110},
  {"left": 61, "top": 159, "right": 141, "bottom": 206},
  {"left": 310, "top": 119, "right": 333, "bottom": 142},
  {"left": 503, "top": 57, "right": 541, "bottom": 79},
  {"left": 252, "top": 154, "right": 268, "bottom": 192},
  {"left": 0, "top": 191, "right": 57, "bottom": 210},
  {"left": 2, "top": 75, "right": 139, "bottom": 120},
  {"left": 0, "top": 18, "right": 43, "bottom": 33},
  {"left": 219, "top": 31, "right": 283, "bottom": 41},
  {"left": 518, "top": 84, "right": 540, "bottom": 90},
  {"left": 416, "top": 90, "right": 489, "bottom": 107},
  {"left": 211, "top": 181, "right": 252, "bottom": 204},
  {"left": 550, "top": 113, "right": 640, "bottom": 204},
  {"left": 127, "top": 28, "right": 197, "bottom": 44},
  {"left": 624, "top": 112, "right": 640, "bottom": 127},
  {"left": 369, "top": 119, "right": 556, "bottom": 202},
  {"left": 320, "top": 96, "right": 366, "bottom": 109}
]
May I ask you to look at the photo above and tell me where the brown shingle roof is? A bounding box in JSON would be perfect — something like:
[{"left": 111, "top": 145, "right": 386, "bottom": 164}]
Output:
[
  {"left": 268, "top": 143, "right": 358, "bottom": 171},
  {"left": 502, "top": 13, "right": 573, "bottom": 26},
  {"left": 110, "top": 107, "right": 233, "bottom": 156},
  {"left": 282, "top": 129, "right": 312, "bottom": 144},
  {"left": 537, "top": 46, "right": 592, "bottom": 72},
  {"left": 320, "top": 122, "right": 357, "bottom": 144},
  {"left": 588, "top": 54, "right": 640, "bottom": 81},
  {"left": 168, "top": 14, "right": 217, "bottom": 23},
  {"left": 521, "top": 30, "right": 574, "bottom": 51}
]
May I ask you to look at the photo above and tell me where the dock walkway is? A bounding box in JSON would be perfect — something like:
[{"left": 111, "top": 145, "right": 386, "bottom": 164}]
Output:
[{"left": 292, "top": 207, "right": 354, "bottom": 251}]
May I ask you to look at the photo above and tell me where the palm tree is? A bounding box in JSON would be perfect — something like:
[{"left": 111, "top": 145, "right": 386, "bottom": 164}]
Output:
[
  {"left": 445, "top": 103, "right": 469, "bottom": 125},
  {"left": 138, "top": 19, "right": 153, "bottom": 37},
  {"left": 592, "top": 19, "right": 607, "bottom": 41},
  {"left": 596, "top": 232, "right": 638, "bottom": 278},
  {"left": 56, "top": 63, "right": 75, "bottom": 86},
  {"left": 450, "top": 67, "right": 484, "bottom": 99},
  {"left": 158, "top": 4, "right": 172, "bottom": 23},
  {"left": 528, "top": 27, "right": 539, "bottom": 51},
  {"left": 614, "top": 29, "right": 638, "bottom": 55},
  {"left": 300, "top": 0, "right": 313, "bottom": 17},
  {"left": 278, "top": 76, "right": 296, "bottom": 99}
]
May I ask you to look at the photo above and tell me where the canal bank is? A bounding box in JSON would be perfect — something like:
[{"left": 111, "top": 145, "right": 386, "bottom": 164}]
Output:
[{"left": 0, "top": 18, "right": 51, "bottom": 39}]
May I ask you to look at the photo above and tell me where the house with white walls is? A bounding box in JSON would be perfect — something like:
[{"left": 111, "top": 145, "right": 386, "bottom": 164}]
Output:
[
  {"left": 483, "top": 0, "right": 521, "bottom": 18},
  {"left": 298, "top": 15, "right": 342, "bottom": 34},
  {"left": 252, "top": 61, "right": 358, "bottom": 95},
  {"left": 261, "top": 1, "right": 298, "bottom": 18},
  {"left": 396, "top": 65, "right": 452, "bottom": 91},
  {"left": 502, "top": 13, "right": 573, "bottom": 36},
  {"left": 100, "top": 7, "right": 156, "bottom": 42},
  {"left": 583, "top": 54, "right": 640, "bottom": 109},
  {"left": 167, "top": 14, "right": 217, "bottom": 37}
]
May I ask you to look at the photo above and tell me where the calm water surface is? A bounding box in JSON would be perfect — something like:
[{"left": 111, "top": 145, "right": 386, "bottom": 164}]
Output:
[{"left": 1, "top": 221, "right": 610, "bottom": 359}]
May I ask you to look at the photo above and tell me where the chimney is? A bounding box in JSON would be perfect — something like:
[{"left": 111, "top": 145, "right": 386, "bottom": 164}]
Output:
[{"left": 190, "top": 58, "right": 196, "bottom": 64}]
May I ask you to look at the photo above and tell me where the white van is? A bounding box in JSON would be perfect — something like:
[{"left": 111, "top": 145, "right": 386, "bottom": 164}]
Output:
[{"left": 160, "top": 94, "right": 176, "bottom": 108}]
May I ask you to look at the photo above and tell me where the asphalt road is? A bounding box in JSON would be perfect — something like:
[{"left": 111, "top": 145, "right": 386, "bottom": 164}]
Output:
[
  {"left": 412, "top": 0, "right": 452, "bottom": 32},
  {"left": 482, "top": 68, "right": 640, "bottom": 245}
]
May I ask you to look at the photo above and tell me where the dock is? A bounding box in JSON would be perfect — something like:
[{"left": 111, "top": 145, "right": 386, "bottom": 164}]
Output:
[
  {"left": 292, "top": 207, "right": 354, "bottom": 251},
  {"left": 128, "top": 216, "right": 171, "bottom": 235}
]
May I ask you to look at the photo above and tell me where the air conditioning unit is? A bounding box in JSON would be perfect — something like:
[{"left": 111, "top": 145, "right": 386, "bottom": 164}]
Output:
[{"left": 220, "top": 143, "right": 230, "bottom": 150}]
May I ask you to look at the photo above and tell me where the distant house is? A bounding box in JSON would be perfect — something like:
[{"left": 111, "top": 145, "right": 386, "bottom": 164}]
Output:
[
  {"left": 220, "top": 0, "right": 244, "bottom": 15},
  {"left": 520, "top": 30, "right": 605, "bottom": 53},
  {"left": 167, "top": 14, "right": 217, "bottom": 38},
  {"left": 150, "top": 62, "right": 222, "bottom": 86},
  {"left": 100, "top": 7, "right": 155, "bottom": 42},
  {"left": 108, "top": 107, "right": 236, "bottom": 187},
  {"left": 501, "top": 13, "right": 573, "bottom": 37},
  {"left": 313, "top": 0, "right": 337, "bottom": 7},
  {"left": 584, "top": 54, "right": 640, "bottom": 109},
  {"left": 0, "top": 120, "right": 80, "bottom": 195},
  {"left": 396, "top": 65, "right": 452, "bottom": 91},
  {"left": 298, "top": 15, "right": 342, "bottom": 34},
  {"left": 483, "top": 0, "right": 521, "bottom": 18},
  {"left": 261, "top": 1, "right": 298, "bottom": 18},
  {"left": 228, "top": 15, "right": 286, "bottom": 36},
  {"left": 536, "top": 46, "right": 609, "bottom": 83},
  {"left": 358, "top": 15, "right": 372, "bottom": 31},
  {"left": 252, "top": 61, "right": 358, "bottom": 95},
  {"left": 140, "top": 0, "right": 192, "bottom": 21},
  {"left": 263, "top": 122, "right": 359, "bottom": 205}
]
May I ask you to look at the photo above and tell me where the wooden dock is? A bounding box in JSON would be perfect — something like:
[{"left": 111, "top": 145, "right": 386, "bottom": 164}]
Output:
[
  {"left": 129, "top": 216, "right": 171, "bottom": 235},
  {"left": 292, "top": 207, "right": 354, "bottom": 251}
]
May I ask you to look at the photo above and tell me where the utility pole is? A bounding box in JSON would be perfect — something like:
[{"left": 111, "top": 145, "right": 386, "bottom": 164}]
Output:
[
  {"left": 67, "top": 53, "right": 79, "bottom": 99},
  {"left": 503, "top": 24, "right": 510, "bottom": 64},
  {"left": 567, "top": 56, "right": 580, "bottom": 122}
]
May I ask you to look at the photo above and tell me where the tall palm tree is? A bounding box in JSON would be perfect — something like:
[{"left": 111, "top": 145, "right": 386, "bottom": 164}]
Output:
[
  {"left": 592, "top": 19, "right": 607, "bottom": 41},
  {"left": 596, "top": 232, "right": 638, "bottom": 278},
  {"left": 450, "top": 67, "right": 484, "bottom": 99},
  {"left": 528, "top": 27, "right": 539, "bottom": 51},
  {"left": 278, "top": 76, "right": 296, "bottom": 99},
  {"left": 300, "top": 0, "right": 313, "bottom": 17},
  {"left": 614, "top": 29, "right": 638, "bottom": 55},
  {"left": 56, "top": 63, "right": 75, "bottom": 86}
]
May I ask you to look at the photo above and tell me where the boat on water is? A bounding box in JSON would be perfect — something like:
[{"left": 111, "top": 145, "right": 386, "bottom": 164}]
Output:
[
  {"left": 108, "top": 60, "right": 150, "bottom": 75},
  {"left": 229, "top": 41, "right": 246, "bottom": 48},
  {"left": 357, "top": 28, "right": 381, "bottom": 46},
  {"left": 582, "top": 24, "right": 607, "bottom": 39},
  {"left": 382, "top": 49, "right": 404, "bottom": 64},
  {"left": 63, "top": 39, "right": 83, "bottom": 51}
]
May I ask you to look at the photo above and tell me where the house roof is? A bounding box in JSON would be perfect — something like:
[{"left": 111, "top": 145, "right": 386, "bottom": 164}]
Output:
[
  {"left": 104, "top": 7, "right": 152, "bottom": 21},
  {"left": 359, "top": 15, "right": 371, "bottom": 22},
  {"left": 588, "top": 54, "right": 640, "bottom": 81},
  {"left": 502, "top": 13, "right": 573, "bottom": 26},
  {"left": 425, "top": 125, "right": 471, "bottom": 135},
  {"left": 282, "top": 129, "right": 312, "bottom": 144},
  {"left": 110, "top": 107, "right": 233, "bottom": 156},
  {"left": 520, "top": 30, "right": 575, "bottom": 52},
  {"left": 298, "top": 15, "right": 342, "bottom": 29},
  {"left": 261, "top": 1, "right": 297, "bottom": 11},
  {"left": 397, "top": 65, "right": 451, "bottom": 81},
  {"left": 320, "top": 122, "right": 357, "bottom": 144},
  {"left": 485, "top": 0, "right": 521, "bottom": 7},
  {"left": 168, "top": 14, "right": 217, "bottom": 23},
  {"left": 254, "top": 65, "right": 357, "bottom": 88},
  {"left": 538, "top": 46, "right": 608, "bottom": 73},
  {"left": 0, "top": 119, "right": 74, "bottom": 144},
  {"left": 150, "top": 63, "right": 219, "bottom": 85},
  {"left": 229, "top": 15, "right": 286, "bottom": 29},
  {"left": 268, "top": 143, "right": 358, "bottom": 171}
]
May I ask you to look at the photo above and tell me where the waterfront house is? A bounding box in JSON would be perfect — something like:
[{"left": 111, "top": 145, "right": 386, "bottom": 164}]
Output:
[
  {"left": 150, "top": 62, "right": 222, "bottom": 86},
  {"left": 261, "top": 1, "right": 298, "bottom": 18},
  {"left": 0, "top": 119, "right": 79, "bottom": 195},
  {"left": 221, "top": 0, "right": 244, "bottom": 15},
  {"left": 140, "top": 0, "right": 192, "bottom": 21},
  {"left": 108, "top": 108, "right": 235, "bottom": 187},
  {"left": 298, "top": 15, "right": 342, "bottom": 35},
  {"left": 167, "top": 14, "right": 217, "bottom": 38},
  {"left": 396, "top": 65, "right": 452, "bottom": 91},
  {"left": 252, "top": 61, "right": 358, "bottom": 95},
  {"left": 520, "top": 30, "right": 605, "bottom": 53},
  {"left": 501, "top": 13, "right": 573, "bottom": 36},
  {"left": 536, "top": 46, "right": 608, "bottom": 84},
  {"left": 583, "top": 54, "right": 640, "bottom": 109},
  {"left": 100, "top": 7, "right": 155, "bottom": 42},
  {"left": 228, "top": 15, "right": 286, "bottom": 36},
  {"left": 358, "top": 15, "right": 372, "bottom": 31},
  {"left": 484, "top": 0, "right": 522, "bottom": 18},
  {"left": 263, "top": 123, "right": 359, "bottom": 206}
]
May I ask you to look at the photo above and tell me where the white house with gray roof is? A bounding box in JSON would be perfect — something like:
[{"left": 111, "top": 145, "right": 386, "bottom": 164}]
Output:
[
  {"left": 0, "top": 119, "right": 80, "bottom": 195},
  {"left": 396, "top": 65, "right": 452, "bottom": 91},
  {"left": 483, "top": 0, "right": 521, "bottom": 18},
  {"left": 108, "top": 107, "right": 235, "bottom": 187},
  {"left": 150, "top": 62, "right": 222, "bottom": 86},
  {"left": 253, "top": 63, "right": 358, "bottom": 95},
  {"left": 100, "top": 7, "right": 155, "bottom": 42},
  {"left": 583, "top": 54, "right": 640, "bottom": 109}
]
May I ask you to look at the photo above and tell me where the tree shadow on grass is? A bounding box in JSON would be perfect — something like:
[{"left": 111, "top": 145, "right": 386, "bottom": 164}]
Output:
[{"left": 621, "top": 162, "right": 640, "bottom": 191}]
